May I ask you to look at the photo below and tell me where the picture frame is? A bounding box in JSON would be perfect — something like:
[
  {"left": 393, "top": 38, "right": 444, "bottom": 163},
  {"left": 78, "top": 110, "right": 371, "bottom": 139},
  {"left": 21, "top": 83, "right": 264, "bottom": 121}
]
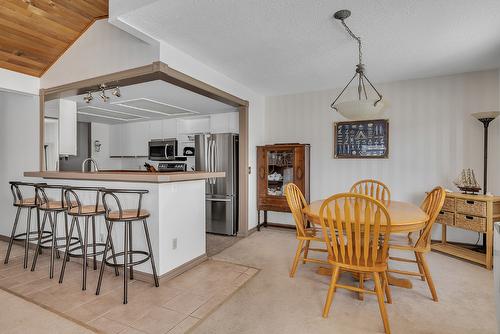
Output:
[{"left": 333, "top": 119, "right": 389, "bottom": 159}]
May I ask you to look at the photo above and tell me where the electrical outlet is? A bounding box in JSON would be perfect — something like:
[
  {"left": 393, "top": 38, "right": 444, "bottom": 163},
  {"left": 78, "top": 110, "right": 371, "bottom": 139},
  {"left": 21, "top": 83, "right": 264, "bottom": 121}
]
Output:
[{"left": 172, "top": 238, "right": 177, "bottom": 250}]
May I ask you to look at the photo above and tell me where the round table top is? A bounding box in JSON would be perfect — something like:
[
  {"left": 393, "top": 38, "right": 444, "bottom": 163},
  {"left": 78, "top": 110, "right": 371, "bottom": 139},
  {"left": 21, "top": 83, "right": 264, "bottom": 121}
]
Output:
[{"left": 304, "top": 199, "right": 429, "bottom": 233}]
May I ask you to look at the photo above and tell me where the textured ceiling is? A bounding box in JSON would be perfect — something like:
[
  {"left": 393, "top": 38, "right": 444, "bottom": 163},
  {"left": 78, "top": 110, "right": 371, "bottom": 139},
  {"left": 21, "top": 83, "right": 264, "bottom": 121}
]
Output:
[{"left": 118, "top": 0, "right": 500, "bottom": 95}]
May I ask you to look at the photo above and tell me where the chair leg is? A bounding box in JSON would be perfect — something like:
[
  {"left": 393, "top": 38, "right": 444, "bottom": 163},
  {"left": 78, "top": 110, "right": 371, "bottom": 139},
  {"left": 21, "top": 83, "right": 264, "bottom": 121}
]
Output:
[
  {"left": 63, "top": 213, "right": 69, "bottom": 261},
  {"left": 302, "top": 240, "right": 310, "bottom": 264},
  {"left": 415, "top": 251, "right": 425, "bottom": 281},
  {"left": 123, "top": 221, "right": 129, "bottom": 304},
  {"left": 289, "top": 240, "right": 304, "bottom": 278},
  {"left": 91, "top": 216, "right": 97, "bottom": 270},
  {"left": 143, "top": 219, "right": 159, "bottom": 287},
  {"left": 96, "top": 221, "right": 114, "bottom": 295},
  {"left": 4, "top": 207, "right": 21, "bottom": 264},
  {"left": 23, "top": 208, "right": 32, "bottom": 269},
  {"left": 82, "top": 217, "right": 89, "bottom": 290},
  {"left": 54, "top": 213, "right": 60, "bottom": 260},
  {"left": 382, "top": 271, "right": 392, "bottom": 304},
  {"left": 49, "top": 213, "right": 56, "bottom": 278},
  {"left": 358, "top": 273, "right": 365, "bottom": 301},
  {"left": 59, "top": 216, "right": 76, "bottom": 283},
  {"left": 105, "top": 220, "right": 119, "bottom": 276},
  {"left": 128, "top": 221, "right": 134, "bottom": 280},
  {"left": 418, "top": 253, "right": 438, "bottom": 302},
  {"left": 373, "top": 272, "right": 391, "bottom": 334},
  {"left": 31, "top": 212, "right": 48, "bottom": 271},
  {"left": 322, "top": 266, "right": 340, "bottom": 318}
]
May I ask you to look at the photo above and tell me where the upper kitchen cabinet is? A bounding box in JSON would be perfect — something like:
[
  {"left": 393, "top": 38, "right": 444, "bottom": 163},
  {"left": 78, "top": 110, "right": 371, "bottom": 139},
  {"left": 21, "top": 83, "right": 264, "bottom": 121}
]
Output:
[
  {"left": 58, "top": 99, "right": 77, "bottom": 156},
  {"left": 210, "top": 112, "right": 239, "bottom": 134},
  {"left": 109, "top": 123, "right": 124, "bottom": 157},
  {"left": 162, "top": 119, "right": 178, "bottom": 138},
  {"left": 178, "top": 117, "right": 210, "bottom": 134},
  {"left": 126, "top": 122, "right": 149, "bottom": 156}
]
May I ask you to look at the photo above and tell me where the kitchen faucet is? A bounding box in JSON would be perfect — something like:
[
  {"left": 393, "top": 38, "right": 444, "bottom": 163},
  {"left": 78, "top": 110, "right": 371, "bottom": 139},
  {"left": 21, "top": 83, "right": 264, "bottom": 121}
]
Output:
[{"left": 82, "top": 158, "right": 99, "bottom": 172}]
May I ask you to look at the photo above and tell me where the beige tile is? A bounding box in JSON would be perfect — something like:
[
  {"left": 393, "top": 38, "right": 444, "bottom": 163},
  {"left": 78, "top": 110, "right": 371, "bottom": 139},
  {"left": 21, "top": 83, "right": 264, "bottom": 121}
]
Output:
[
  {"left": 162, "top": 292, "right": 211, "bottom": 315},
  {"left": 117, "top": 327, "right": 147, "bottom": 334},
  {"left": 190, "top": 293, "right": 228, "bottom": 319},
  {"left": 130, "top": 306, "right": 186, "bottom": 334},
  {"left": 101, "top": 299, "right": 151, "bottom": 326},
  {"left": 167, "top": 316, "right": 200, "bottom": 334},
  {"left": 88, "top": 316, "right": 129, "bottom": 334}
]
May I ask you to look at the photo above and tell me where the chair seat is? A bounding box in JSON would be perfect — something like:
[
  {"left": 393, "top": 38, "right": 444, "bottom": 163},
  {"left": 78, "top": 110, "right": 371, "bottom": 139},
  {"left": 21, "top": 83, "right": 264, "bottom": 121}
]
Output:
[
  {"left": 39, "top": 200, "right": 77, "bottom": 210},
  {"left": 68, "top": 205, "right": 105, "bottom": 215},
  {"left": 15, "top": 197, "right": 37, "bottom": 207},
  {"left": 107, "top": 209, "right": 150, "bottom": 220},
  {"left": 328, "top": 245, "right": 387, "bottom": 271}
]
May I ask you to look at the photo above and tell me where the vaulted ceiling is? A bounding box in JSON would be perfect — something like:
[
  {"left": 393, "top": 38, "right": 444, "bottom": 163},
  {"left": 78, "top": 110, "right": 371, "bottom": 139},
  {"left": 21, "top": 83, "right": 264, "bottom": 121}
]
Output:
[{"left": 0, "top": 0, "right": 108, "bottom": 77}]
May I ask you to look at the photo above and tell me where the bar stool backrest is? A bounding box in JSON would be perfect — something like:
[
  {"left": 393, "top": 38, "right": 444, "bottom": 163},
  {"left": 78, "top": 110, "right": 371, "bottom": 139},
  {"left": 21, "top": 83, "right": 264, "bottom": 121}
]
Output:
[
  {"left": 101, "top": 188, "right": 148, "bottom": 221},
  {"left": 35, "top": 184, "right": 67, "bottom": 209},
  {"left": 64, "top": 186, "right": 103, "bottom": 215},
  {"left": 9, "top": 181, "right": 45, "bottom": 206}
]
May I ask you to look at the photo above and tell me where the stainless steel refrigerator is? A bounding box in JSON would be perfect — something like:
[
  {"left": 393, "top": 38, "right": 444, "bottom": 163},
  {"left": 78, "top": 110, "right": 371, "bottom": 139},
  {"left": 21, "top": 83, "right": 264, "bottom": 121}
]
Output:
[{"left": 195, "top": 133, "right": 239, "bottom": 235}]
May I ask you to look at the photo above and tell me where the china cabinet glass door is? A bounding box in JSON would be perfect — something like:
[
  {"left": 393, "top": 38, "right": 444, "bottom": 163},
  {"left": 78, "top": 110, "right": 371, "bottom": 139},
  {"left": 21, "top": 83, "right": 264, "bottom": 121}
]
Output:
[{"left": 267, "top": 150, "right": 294, "bottom": 196}]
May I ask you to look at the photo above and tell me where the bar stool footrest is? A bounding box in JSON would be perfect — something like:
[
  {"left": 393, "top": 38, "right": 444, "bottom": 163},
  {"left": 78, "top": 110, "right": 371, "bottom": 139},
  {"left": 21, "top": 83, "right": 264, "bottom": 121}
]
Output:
[
  {"left": 13, "top": 230, "right": 51, "bottom": 242},
  {"left": 39, "top": 236, "right": 80, "bottom": 250},
  {"left": 104, "top": 250, "right": 151, "bottom": 268},
  {"left": 66, "top": 243, "right": 107, "bottom": 258}
]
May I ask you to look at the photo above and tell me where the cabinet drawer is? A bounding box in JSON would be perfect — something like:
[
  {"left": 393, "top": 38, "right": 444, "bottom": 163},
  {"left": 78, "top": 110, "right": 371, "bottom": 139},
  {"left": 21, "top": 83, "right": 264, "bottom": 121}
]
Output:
[
  {"left": 456, "top": 199, "right": 486, "bottom": 217},
  {"left": 454, "top": 213, "right": 486, "bottom": 232},
  {"left": 442, "top": 197, "right": 455, "bottom": 211},
  {"left": 436, "top": 211, "right": 454, "bottom": 226}
]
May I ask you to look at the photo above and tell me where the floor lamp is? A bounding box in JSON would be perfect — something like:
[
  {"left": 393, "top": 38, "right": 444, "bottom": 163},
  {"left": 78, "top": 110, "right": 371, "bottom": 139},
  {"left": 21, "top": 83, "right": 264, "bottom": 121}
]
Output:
[{"left": 472, "top": 111, "right": 500, "bottom": 250}]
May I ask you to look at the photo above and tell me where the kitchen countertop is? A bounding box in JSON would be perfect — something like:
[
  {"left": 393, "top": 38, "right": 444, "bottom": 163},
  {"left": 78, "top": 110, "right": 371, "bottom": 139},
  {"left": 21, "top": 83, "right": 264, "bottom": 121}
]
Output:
[{"left": 24, "top": 171, "right": 225, "bottom": 183}]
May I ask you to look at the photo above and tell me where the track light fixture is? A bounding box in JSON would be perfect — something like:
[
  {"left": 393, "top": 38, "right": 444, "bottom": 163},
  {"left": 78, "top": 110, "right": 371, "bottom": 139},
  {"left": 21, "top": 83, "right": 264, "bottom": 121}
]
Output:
[{"left": 82, "top": 83, "right": 121, "bottom": 103}]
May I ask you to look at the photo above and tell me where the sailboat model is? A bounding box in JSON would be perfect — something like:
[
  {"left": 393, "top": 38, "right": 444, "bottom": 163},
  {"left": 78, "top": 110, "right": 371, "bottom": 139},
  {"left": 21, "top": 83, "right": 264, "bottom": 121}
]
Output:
[{"left": 453, "top": 168, "right": 481, "bottom": 194}]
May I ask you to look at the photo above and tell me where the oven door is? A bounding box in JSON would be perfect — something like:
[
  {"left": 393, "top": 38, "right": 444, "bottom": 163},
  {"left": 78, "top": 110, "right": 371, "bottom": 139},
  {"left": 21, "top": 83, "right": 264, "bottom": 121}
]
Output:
[{"left": 149, "top": 142, "right": 167, "bottom": 161}]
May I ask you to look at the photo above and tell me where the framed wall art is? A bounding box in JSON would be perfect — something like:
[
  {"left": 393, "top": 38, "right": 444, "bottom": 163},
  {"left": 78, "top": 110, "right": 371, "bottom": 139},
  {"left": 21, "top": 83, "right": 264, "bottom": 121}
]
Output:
[{"left": 333, "top": 119, "right": 389, "bottom": 159}]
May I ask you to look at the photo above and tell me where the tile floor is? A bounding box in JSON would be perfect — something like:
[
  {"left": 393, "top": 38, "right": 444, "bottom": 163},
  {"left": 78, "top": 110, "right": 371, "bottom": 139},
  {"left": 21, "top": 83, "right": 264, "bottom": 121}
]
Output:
[{"left": 0, "top": 240, "right": 257, "bottom": 334}]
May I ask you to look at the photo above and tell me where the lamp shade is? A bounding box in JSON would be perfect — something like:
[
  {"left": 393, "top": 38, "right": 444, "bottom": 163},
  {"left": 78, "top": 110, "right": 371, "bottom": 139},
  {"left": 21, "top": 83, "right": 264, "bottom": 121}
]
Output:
[
  {"left": 335, "top": 99, "right": 386, "bottom": 120},
  {"left": 472, "top": 111, "right": 500, "bottom": 120}
]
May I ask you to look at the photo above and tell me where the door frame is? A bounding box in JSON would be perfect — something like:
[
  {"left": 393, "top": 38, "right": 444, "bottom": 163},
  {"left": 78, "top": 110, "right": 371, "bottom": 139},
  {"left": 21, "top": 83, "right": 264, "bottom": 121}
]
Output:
[{"left": 39, "top": 61, "right": 250, "bottom": 236}]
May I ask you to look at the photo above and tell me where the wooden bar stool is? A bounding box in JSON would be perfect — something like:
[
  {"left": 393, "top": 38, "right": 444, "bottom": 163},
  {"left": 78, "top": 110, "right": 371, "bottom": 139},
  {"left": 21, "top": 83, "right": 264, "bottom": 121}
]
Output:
[
  {"left": 59, "top": 187, "right": 119, "bottom": 290},
  {"left": 96, "top": 188, "right": 159, "bottom": 304},
  {"left": 31, "top": 184, "right": 80, "bottom": 278},
  {"left": 5, "top": 182, "right": 48, "bottom": 268}
]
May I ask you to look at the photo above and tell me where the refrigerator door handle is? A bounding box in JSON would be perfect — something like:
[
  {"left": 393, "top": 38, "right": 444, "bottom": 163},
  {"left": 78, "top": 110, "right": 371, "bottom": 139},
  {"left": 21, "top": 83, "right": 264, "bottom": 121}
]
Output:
[{"left": 206, "top": 198, "right": 231, "bottom": 202}]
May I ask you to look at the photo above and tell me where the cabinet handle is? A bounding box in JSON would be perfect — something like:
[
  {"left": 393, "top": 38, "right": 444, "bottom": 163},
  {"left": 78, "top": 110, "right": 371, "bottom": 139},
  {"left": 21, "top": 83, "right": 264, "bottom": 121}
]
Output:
[
  {"left": 466, "top": 200, "right": 475, "bottom": 205},
  {"left": 259, "top": 167, "right": 265, "bottom": 179},
  {"left": 465, "top": 215, "right": 474, "bottom": 220}
]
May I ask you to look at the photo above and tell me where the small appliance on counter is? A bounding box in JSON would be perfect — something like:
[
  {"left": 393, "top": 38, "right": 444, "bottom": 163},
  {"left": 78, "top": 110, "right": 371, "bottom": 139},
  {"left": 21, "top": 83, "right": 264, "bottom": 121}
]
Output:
[
  {"left": 158, "top": 162, "right": 187, "bottom": 172},
  {"left": 183, "top": 146, "right": 195, "bottom": 156},
  {"left": 148, "top": 139, "right": 178, "bottom": 161}
]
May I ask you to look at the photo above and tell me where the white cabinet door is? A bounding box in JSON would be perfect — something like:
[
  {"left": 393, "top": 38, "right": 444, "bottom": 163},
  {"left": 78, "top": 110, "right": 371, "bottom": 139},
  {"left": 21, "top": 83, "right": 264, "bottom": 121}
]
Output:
[
  {"left": 122, "top": 122, "right": 148, "bottom": 156},
  {"left": 210, "top": 112, "right": 239, "bottom": 134},
  {"left": 148, "top": 120, "right": 162, "bottom": 140},
  {"left": 109, "top": 124, "right": 124, "bottom": 156},
  {"left": 162, "top": 119, "right": 178, "bottom": 138},
  {"left": 58, "top": 99, "right": 77, "bottom": 155}
]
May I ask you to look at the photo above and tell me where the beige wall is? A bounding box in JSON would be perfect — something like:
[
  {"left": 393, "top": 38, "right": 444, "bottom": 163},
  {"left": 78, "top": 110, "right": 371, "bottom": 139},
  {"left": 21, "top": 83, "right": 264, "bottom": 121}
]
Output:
[{"left": 265, "top": 69, "right": 500, "bottom": 244}]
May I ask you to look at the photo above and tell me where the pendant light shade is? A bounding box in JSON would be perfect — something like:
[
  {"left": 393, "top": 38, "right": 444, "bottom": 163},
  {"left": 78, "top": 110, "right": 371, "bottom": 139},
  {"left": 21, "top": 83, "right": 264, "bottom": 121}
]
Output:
[{"left": 331, "top": 10, "right": 385, "bottom": 120}]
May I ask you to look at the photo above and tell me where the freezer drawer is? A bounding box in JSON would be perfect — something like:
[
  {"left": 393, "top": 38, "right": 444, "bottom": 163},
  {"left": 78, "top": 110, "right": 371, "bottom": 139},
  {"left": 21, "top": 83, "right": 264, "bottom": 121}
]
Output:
[{"left": 206, "top": 196, "right": 237, "bottom": 235}]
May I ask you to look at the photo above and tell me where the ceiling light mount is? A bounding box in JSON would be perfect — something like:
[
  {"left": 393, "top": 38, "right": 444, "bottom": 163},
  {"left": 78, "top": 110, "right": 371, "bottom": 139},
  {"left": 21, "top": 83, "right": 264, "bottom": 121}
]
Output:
[{"left": 331, "top": 9, "right": 384, "bottom": 120}]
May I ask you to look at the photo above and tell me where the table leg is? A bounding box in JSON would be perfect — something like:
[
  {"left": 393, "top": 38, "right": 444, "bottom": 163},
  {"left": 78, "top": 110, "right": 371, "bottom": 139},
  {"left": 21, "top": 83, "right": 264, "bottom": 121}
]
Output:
[{"left": 257, "top": 210, "right": 261, "bottom": 231}]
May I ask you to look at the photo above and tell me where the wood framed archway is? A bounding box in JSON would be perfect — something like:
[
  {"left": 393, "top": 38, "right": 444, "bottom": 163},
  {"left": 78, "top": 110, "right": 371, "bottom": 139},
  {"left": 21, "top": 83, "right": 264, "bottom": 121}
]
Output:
[{"left": 39, "top": 61, "right": 250, "bottom": 236}]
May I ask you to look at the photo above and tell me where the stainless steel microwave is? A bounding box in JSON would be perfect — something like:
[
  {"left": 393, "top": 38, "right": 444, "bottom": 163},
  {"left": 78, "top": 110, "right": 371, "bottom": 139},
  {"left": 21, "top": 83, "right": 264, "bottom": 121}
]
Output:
[{"left": 148, "top": 139, "right": 178, "bottom": 161}]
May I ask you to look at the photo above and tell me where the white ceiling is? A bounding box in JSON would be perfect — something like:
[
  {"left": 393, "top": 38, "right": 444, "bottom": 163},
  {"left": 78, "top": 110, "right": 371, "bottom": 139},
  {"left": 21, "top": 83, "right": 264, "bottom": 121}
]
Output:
[
  {"left": 45, "top": 80, "right": 237, "bottom": 124},
  {"left": 118, "top": 0, "right": 500, "bottom": 95}
]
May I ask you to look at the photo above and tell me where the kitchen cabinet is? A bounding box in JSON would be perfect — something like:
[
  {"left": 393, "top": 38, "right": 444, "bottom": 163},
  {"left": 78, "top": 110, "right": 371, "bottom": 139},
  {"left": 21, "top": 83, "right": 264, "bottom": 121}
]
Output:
[
  {"left": 162, "top": 119, "right": 178, "bottom": 138},
  {"left": 177, "top": 117, "right": 209, "bottom": 134},
  {"left": 58, "top": 99, "right": 77, "bottom": 156},
  {"left": 257, "top": 143, "right": 310, "bottom": 230},
  {"left": 210, "top": 112, "right": 239, "bottom": 133},
  {"left": 109, "top": 124, "right": 124, "bottom": 157},
  {"left": 126, "top": 122, "right": 148, "bottom": 156},
  {"left": 148, "top": 120, "right": 162, "bottom": 139}
]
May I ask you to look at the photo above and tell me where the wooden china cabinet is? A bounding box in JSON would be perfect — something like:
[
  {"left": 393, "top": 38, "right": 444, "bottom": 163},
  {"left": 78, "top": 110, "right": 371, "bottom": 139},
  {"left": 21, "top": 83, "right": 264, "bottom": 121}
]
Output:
[{"left": 257, "top": 143, "right": 310, "bottom": 230}]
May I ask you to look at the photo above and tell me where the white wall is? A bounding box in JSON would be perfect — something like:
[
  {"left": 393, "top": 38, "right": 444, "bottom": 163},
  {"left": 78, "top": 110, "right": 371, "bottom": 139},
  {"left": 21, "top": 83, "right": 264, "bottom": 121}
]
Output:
[
  {"left": 0, "top": 68, "right": 39, "bottom": 95},
  {"left": 265, "top": 70, "right": 500, "bottom": 244},
  {"left": 41, "top": 19, "right": 159, "bottom": 88},
  {"left": 0, "top": 91, "right": 39, "bottom": 236}
]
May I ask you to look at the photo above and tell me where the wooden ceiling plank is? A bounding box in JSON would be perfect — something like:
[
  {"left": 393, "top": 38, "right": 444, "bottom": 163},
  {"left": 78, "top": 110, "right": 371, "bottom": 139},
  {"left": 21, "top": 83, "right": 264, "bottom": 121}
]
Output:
[
  {"left": 0, "top": 59, "right": 41, "bottom": 77},
  {"left": 0, "top": 18, "right": 67, "bottom": 49},
  {"left": 0, "top": 22, "right": 66, "bottom": 52},
  {"left": 0, "top": 5, "right": 81, "bottom": 40},
  {"left": 31, "top": 0, "right": 97, "bottom": 25},
  {"left": 21, "top": 2, "right": 90, "bottom": 32},
  {"left": 82, "top": 0, "right": 108, "bottom": 14},
  {"left": 50, "top": 0, "right": 106, "bottom": 19},
  {"left": 0, "top": 30, "right": 63, "bottom": 57},
  {"left": 0, "top": 11, "right": 75, "bottom": 44},
  {"left": 0, "top": 50, "right": 47, "bottom": 69}
]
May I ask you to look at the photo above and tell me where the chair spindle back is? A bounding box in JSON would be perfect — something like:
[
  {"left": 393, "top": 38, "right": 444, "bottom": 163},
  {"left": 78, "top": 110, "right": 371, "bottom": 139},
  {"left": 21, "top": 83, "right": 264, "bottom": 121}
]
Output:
[{"left": 350, "top": 179, "right": 391, "bottom": 203}]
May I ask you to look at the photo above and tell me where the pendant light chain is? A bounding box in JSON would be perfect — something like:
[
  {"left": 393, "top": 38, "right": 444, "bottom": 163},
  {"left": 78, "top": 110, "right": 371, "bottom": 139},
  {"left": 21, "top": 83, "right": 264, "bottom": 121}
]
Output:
[{"left": 340, "top": 19, "right": 362, "bottom": 65}]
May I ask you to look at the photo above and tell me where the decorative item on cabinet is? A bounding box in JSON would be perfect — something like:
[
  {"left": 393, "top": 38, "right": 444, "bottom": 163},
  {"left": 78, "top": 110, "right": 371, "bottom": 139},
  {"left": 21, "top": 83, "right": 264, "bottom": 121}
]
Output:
[
  {"left": 257, "top": 143, "right": 310, "bottom": 231},
  {"left": 431, "top": 191, "right": 500, "bottom": 270}
]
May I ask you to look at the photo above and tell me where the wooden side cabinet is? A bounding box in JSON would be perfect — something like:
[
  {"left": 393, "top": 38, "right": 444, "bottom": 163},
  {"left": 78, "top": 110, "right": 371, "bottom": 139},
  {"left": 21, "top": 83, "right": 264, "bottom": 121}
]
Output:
[
  {"left": 256, "top": 143, "right": 310, "bottom": 230},
  {"left": 431, "top": 192, "right": 500, "bottom": 269}
]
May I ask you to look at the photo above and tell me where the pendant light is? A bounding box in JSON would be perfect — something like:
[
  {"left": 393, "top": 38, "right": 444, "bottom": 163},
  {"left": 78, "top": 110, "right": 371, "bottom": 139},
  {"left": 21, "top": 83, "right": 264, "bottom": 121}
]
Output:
[{"left": 331, "top": 9, "right": 385, "bottom": 120}]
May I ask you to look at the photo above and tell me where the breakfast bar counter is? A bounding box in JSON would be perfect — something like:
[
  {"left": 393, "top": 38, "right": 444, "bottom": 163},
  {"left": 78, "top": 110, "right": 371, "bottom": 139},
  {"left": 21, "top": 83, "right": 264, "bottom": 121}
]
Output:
[{"left": 24, "top": 170, "right": 225, "bottom": 280}]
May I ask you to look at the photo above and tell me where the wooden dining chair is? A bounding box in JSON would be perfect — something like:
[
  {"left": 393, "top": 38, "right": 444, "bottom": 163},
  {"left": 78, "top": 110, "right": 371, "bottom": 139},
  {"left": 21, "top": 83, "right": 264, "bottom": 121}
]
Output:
[
  {"left": 350, "top": 179, "right": 391, "bottom": 202},
  {"left": 284, "top": 183, "right": 328, "bottom": 278},
  {"left": 319, "top": 193, "right": 392, "bottom": 334},
  {"left": 388, "top": 186, "right": 445, "bottom": 302}
]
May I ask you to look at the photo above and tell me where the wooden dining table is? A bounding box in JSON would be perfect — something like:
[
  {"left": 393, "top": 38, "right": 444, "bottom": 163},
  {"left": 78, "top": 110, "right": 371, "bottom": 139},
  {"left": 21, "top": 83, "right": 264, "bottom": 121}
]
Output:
[{"left": 303, "top": 199, "right": 429, "bottom": 289}]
